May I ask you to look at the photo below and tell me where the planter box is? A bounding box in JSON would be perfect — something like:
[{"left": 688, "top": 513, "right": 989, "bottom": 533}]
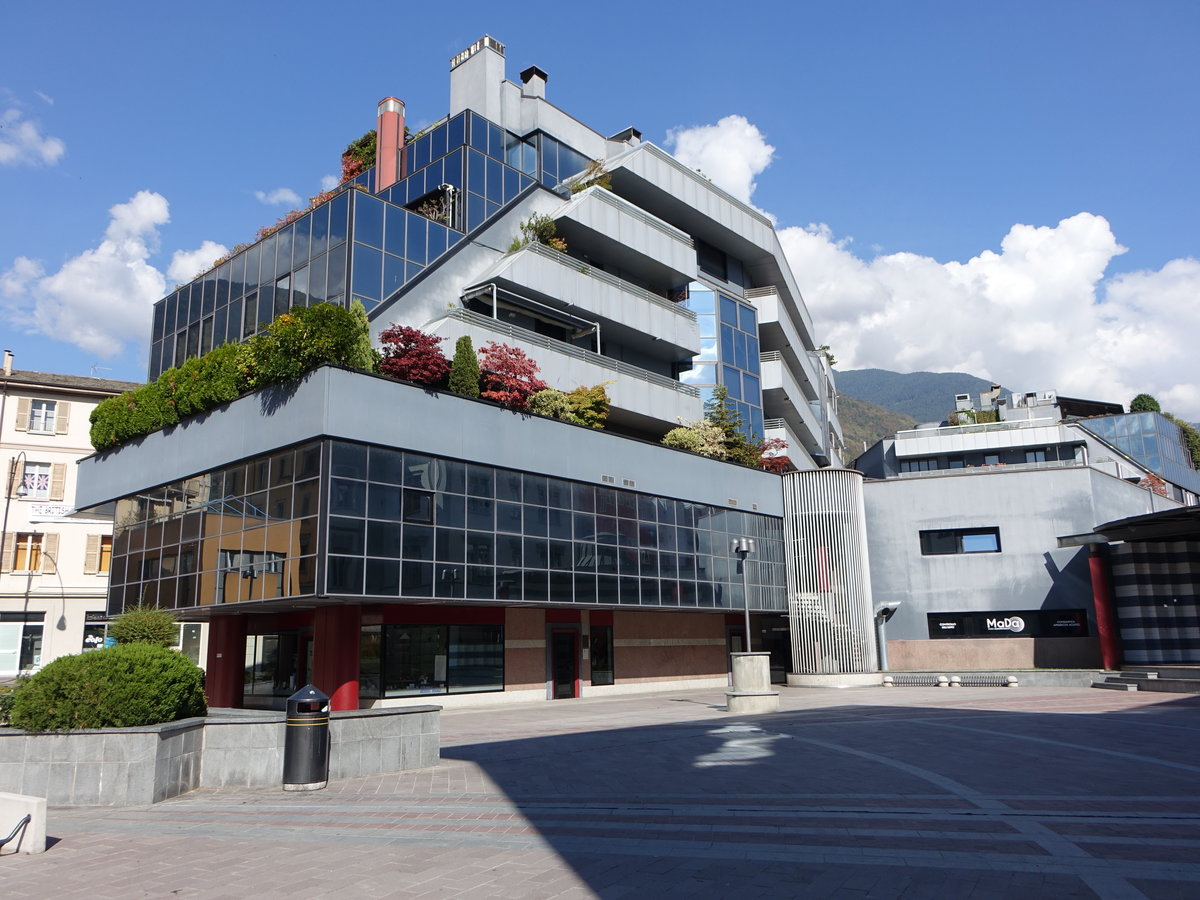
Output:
[{"left": 0, "top": 705, "right": 439, "bottom": 806}]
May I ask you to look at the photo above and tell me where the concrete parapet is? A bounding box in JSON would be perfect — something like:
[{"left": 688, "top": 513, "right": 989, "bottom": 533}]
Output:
[
  {"left": 0, "top": 792, "right": 45, "bottom": 854},
  {"left": 787, "top": 672, "right": 884, "bottom": 688}
]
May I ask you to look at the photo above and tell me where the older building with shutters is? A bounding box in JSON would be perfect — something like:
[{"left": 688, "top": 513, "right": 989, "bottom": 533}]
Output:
[{"left": 0, "top": 359, "right": 207, "bottom": 675}]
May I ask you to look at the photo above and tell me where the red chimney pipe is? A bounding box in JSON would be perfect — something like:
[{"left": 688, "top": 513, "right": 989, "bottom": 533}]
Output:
[{"left": 376, "top": 97, "right": 406, "bottom": 192}]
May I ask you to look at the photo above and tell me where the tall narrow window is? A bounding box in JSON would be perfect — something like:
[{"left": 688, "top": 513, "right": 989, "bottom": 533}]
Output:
[
  {"left": 98, "top": 535, "right": 113, "bottom": 574},
  {"left": 28, "top": 400, "right": 57, "bottom": 433},
  {"left": 590, "top": 625, "right": 614, "bottom": 686},
  {"left": 14, "top": 533, "right": 43, "bottom": 572}
]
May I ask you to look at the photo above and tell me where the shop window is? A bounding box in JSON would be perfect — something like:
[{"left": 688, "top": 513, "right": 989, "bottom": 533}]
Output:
[
  {"left": 369, "top": 623, "right": 504, "bottom": 697},
  {"left": 919, "top": 527, "right": 1001, "bottom": 556}
]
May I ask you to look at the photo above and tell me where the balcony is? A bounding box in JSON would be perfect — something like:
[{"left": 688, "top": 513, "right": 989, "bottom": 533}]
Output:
[
  {"left": 745, "top": 286, "right": 822, "bottom": 403},
  {"left": 434, "top": 308, "right": 702, "bottom": 430},
  {"left": 553, "top": 186, "right": 697, "bottom": 285},
  {"left": 893, "top": 418, "right": 1071, "bottom": 459},
  {"left": 468, "top": 242, "right": 699, "bottom": 361},
  {"left": 760, "top": 352, "right": 831, "bottom": 464}
]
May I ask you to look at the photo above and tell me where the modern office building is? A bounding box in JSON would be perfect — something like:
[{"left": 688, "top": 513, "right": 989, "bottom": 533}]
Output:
[
  {"left": 0, "top": 358, "right": 207, "bottom": 675},
  {"left": 856, "top": 388, "right": 1195, "bottom": 670},
  {"left": 76, "top": 36, "right": 866, "bottom": 710}
]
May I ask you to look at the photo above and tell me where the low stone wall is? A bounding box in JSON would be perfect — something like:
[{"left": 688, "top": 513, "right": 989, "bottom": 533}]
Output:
[{"left": 0, "top": 705, "right": 439, "bottom": 806}]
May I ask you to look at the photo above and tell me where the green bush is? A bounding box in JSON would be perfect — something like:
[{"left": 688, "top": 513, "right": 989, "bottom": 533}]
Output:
[
  {"left": 7, "top": 644, "right": 206, "bottom": 732},
  {"left": 89, "top": 380, "right": 178, "bottom": 452},
  {"left": 1129, "top": 393, "right": 1161, "bottom": 413},
  {"left": 107, "top": 603, "right": 179, "bottom": 648},
  {"left": 448, "top": 335, "right": 481, "bottom": 397},
  {"left": 529, "top": 389, "right": 580, "bottom": 423},
  {"left": 566, "top": 383, "right": 611, "bottom": 429},
  {"left": 239, "top": 302, "right": 376, "bottom": 390},
  {"left": 0, "top": 677, "right": 27, "bottom": 726},
  {"left": 164, "top": 342, "right": 245, "bottom": 417}
]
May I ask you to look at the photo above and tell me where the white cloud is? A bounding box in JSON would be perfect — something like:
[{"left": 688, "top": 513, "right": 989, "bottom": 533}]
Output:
[
  {"left": 666, "top": 115, "right": 775, "bottom": 207},
  {"left": 167, "top": 240, "right": 229, "bottom": 285},
  {"left": 255, "top": 187, "right": 302, "bottom": 206},
  {"left": 320, "top": 174, "right": 340, "bottom": 191},
  {"left": 34, "top": 91, "right": 54, "bottom": 105},
  {"left": 0, "top": 108, "right": 65, "bottom": 166},
  {"left": 663, "top": 114, "right": 1200, "bottom": 421},
  {"left": 780, "top": 215, "right": 1200, "bottom": 420},
  {"left": 1, "top": 191, "right": 170, "bottom": 357}
]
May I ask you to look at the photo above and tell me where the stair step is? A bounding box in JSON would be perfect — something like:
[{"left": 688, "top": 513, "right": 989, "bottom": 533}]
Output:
[{"left": 1091, "top": 681, "right": 1138, "bottom": 691}]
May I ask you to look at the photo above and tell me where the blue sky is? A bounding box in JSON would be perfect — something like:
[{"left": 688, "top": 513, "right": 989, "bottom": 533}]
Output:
[{"left": 2, "top": 1, "right": 1198, "bottom": 416}]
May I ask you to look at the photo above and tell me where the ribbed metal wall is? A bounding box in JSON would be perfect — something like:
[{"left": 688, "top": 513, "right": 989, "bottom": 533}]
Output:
[{"left": 783, "top": 469, "right": 877, "bottom": 674}]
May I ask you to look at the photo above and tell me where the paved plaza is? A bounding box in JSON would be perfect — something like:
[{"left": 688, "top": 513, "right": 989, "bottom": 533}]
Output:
[{"left": 3, "top": 685, "right": 1199, "bottom": 898}]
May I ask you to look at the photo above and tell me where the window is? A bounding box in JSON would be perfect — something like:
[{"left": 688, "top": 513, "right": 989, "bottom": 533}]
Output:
[
  {"left": 590, "top": 625, "right": 614, "bottom": 686},
  {"left": 21, "top": 462, "right": 51, "bottom": 500},
  {"left": 363, "top": 623, "right": 504, "bottom": 697},
  {"left": 84, "top": 534, "right": 113, "bottom": 575},
  {"left": 1026, "top": 449, "right": 1047, "bottom": 464},
  {"left": 920, "top": 527, "right": 1001, "bottom": 556},
  {"left": 98, "top": 535, "right": 113, "bottom": 574},
  {"left": 900, "top": 458, "right": 938, "bottom": 473},
  {"left": 14, "top": 533, "right": 43, "bottom": 572},
  {"left": 28, "top": 400, "right": 56, "bottom": 433}
]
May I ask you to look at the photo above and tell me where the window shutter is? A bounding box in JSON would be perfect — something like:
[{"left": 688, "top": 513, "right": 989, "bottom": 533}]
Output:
[
  {"left": 7, "top": 459, "right": 25, "bottom": 499},
  {"left": 84, "top": 534, "right": 101, "bottom": 575},
  {"left": 49, "top": 464, "right": 67, "bottom": 502},
  {"left": 1, "top": 533, "right": 13, "bottom": 572},
  {"left": 15, "top": 397, "right": 30, "bottom": 431},
  {"left": 42, "top": 533, "right": 59, "bottom": 574},
  {"left": 55, "top": 401, "right": 70, "bottom": 434}
]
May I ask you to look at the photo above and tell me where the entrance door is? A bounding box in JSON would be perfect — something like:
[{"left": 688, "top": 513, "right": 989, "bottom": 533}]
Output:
[{"left": 550, "top": 629, "right": 578, "bottom": 699}]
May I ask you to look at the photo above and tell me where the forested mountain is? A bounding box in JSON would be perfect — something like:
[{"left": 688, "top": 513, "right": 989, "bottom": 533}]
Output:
[
  {"left": 836, "top": 394, "right": 918, "bottom": 459},
  {"left": 834, "top": 369, "right": 1007, "bottom": 424}
]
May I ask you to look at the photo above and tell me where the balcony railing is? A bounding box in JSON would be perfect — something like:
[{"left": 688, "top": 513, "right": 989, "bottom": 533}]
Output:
[
  {"left": 523, "top": 243, "right": 697, "bottom": 320},
  {"left": 889, "top": 458, "right": 1084, "bottom": 480},
  {"left": 895, "top": 417, "right": 1060, "bottom": 440},
  {"left": 444, "top": 308, "right": 700, "bottom": 396}
]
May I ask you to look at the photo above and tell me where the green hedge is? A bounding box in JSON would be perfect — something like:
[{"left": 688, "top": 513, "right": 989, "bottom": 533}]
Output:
[
  {"left": 90, "top": 302, "right": 375, "bottom": 452},
  {"left": 7, "top": 643, "right": 207, "bottom": 732}
]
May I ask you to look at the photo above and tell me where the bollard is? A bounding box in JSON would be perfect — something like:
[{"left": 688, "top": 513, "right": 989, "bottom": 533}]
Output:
[{"left": 283, "top": 685, "right": 330, "bottom": 792}]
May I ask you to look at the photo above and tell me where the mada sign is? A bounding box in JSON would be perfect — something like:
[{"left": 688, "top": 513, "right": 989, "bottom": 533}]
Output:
[{"left": 928, "top": 609, "right": 1088, "bottom": 639}]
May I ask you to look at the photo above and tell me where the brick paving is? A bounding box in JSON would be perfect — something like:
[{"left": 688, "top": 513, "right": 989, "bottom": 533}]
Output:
[{"left": 3, "top": 686, "right": 1199, "bottom": 898}]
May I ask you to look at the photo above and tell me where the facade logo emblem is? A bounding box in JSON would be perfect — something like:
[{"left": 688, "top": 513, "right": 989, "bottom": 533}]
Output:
[{"left": 986, "top": 616, "right": 1026, "bottom": 633}]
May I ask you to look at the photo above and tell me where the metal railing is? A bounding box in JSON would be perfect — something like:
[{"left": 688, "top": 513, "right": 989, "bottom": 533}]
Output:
[
  {"left": 890, "top": 459, "right": 1084, "bottom": 480},
  {"left": 895, "top": 417, "right": 1060, "bottom": 439},
  {"left": 574, "top": 186, "right": 694, "bottom": 246},
  {"left": 444, "top": 308, "right": 700, "bottom": 396},
  {"left": 523, "top": 243, "right": 697, "bottom": 320}
]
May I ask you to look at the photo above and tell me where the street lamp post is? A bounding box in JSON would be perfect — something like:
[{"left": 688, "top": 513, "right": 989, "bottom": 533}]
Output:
[
  {"left": 1, "top": 451, "right": 29, "bottom": 564},
  {"left": 731, "top": 537, "right": 756, "bottom": 651}
]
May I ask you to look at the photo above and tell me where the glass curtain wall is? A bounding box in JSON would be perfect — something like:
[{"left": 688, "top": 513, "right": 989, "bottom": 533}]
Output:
[{"left": 682, "top": 282, "right": 764, "bottom": 437}]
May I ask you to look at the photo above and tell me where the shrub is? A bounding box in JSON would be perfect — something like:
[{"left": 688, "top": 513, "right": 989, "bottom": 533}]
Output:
[
  {"left": 7, "top": 643, "right": 206, "bottom": 732},
  {"left": 529, "top": 389, "right": 580, "bottom": 423},
  {"left": 510, "top": 213, "right": 566, "bottom": 253},
  {"left": 163, "top": 342, "right": 245, "bottom": 417},
  {"left": 378, "top": 325, "right": 449, "bottom": 386},
  {"left": 1129, "top": 393, "right": 1161, "bottom": 413},
  {"left": 478, "top": 342, "right": 548, "bottom": 410},
  {"left": 0, "top": 677, "right": 27, "bottom": 725},
  {"left": 662, "top": 426, "right": 705, "bottom": 454},
  {"left": 449, "top": 335, "right": 481, "bottom": 397},
  {"left": 566, "top": 383, "right": 611, "bottom": 429},
  {"left": 88, "top": 380, "right": 178, "bottom": 452},
  {"left": 238, "top": 302, "right": 374, "bottom": 390},
  {"left": 107, "top": 603, "right": 179, "bottom": 648}
]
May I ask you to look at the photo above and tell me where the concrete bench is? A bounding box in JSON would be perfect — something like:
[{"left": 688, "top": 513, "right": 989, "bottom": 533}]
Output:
[{"left": 0, "top": 792, "right": 46, "bottom": 854}]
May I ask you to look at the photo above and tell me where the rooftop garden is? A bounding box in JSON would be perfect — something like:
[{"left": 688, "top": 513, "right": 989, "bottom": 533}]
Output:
[{"left": 92, "top": 303, "right": 790, "bottom": 473}]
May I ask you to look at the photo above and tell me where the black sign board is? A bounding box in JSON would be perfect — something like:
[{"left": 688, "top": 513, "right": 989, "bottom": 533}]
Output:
[{"left": 927, "top": 609, "right": 1088, "bottom": 639}]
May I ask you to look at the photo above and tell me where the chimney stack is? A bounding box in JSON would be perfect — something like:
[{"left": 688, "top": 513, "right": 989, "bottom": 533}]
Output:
[
  {"left": 3, "top": 350, "right": 12, "bottom": 377},
  {"left": 520, "top": 65, "right": 548, "bottom": 100},
  {"left": 375, "top": 97, "right": 406, "bottom": 193}
]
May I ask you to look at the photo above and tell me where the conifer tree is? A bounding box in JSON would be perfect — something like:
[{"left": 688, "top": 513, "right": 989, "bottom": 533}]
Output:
[{"left": 449, "top": 335, "right": 481, "bottom": 397}]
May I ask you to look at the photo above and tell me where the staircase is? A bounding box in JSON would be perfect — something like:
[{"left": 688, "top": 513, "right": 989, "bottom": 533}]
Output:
[{"left": 1091, "top": 666, "right": 1200, "bottom": 693}]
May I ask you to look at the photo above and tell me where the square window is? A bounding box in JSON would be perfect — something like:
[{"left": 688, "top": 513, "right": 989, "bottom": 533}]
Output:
[{"left": 20, "top": 462, "right": 52, "bottom": 500}]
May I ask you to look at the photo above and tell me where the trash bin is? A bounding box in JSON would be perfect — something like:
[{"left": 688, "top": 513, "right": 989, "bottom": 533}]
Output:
[{"left": 282, "top": 684, "right": 330, "bottom": 792}]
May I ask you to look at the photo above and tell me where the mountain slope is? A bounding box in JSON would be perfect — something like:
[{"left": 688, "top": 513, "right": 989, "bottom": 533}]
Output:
[
  {"left": 837, "top": 394, "right": 918, "bottom": 457},
  {"left": 834, "top": 369, "right": 1007, "bottom": 424}
]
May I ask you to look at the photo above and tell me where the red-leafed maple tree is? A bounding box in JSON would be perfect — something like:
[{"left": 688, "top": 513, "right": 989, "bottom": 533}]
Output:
[
  {"left": 478, "top": 341, "right": 548, "bottom": 410},
  {"left": 378, "top": 325, "right": 450, "bottom": 386},
  {"left": 757, "top": 437, "right": 792, "bottom": 474}
]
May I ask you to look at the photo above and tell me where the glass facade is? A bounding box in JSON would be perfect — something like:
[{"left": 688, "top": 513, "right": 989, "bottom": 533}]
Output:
[
  {"left": 359, "top": 623, "right": 505, "bottom": 698},
  {"left": 149, "top": 110, "right": 573, "bottom": 381},
  {"left": 681, "top": 282, "right": 764, "bottom": 438},
  {"left": 1081, "top": 411, "right": 1200, "bottom": 495},
  {"left": 107, "top": 438, "right": 787, "bottom": 615}
]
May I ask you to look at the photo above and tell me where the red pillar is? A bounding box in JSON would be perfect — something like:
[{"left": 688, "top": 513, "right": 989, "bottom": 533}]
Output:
[
  {"left": 1089, "top": 546, "right": 1121, "bottom": 671},
  {"left": 312, "top": 605, "right": 361, "bottom": 711},
  {"left": 205, "top": 614, "right": 247, "bottom": 709},
  {"left": 375, "top": 97, "right": 406, "bottom": 192}
]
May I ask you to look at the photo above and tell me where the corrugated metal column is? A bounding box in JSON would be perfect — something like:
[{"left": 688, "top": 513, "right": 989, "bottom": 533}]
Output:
[{"left": 783, "top": 469, "right": 877, "bottom": 675}]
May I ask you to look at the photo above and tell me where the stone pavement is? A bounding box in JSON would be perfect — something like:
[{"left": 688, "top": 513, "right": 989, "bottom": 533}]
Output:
[{"left": 3, "top": 685, "right": 1199, "bottom": 899}]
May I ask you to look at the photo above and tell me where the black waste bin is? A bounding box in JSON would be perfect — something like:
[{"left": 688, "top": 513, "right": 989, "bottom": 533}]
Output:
[{"left": 282, "top": 684, "right": 330, "bottom": 791}]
